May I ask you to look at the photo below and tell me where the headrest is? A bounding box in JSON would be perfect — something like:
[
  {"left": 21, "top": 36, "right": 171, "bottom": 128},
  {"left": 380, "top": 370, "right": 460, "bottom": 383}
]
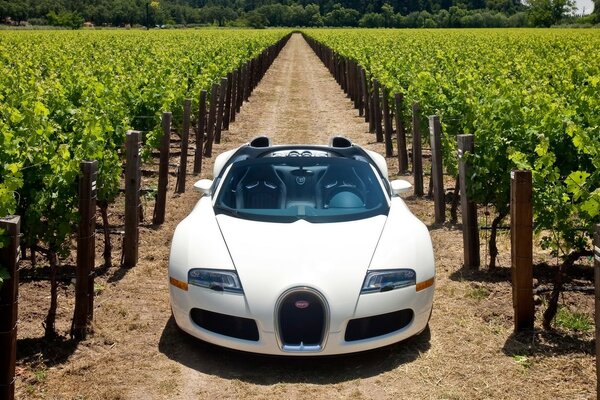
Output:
[
  {"left": 329, "top": 136, "right": 352, "bottom": 148},
  {"left": 249, "top": 136, "right": 271, "bottom": 148}
]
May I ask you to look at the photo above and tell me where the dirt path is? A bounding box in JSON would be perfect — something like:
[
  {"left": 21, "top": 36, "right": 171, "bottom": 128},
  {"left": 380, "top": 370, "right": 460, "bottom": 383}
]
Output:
[
  {"left": 16, "top": 33, "right": 594, "bottom": 400},
  {"left": 214, "top": 33, "right": 377, "bottom": 148}
]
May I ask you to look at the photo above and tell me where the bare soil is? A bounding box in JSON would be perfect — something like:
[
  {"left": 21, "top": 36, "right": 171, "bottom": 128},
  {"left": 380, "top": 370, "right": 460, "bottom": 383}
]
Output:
[{"left": 15, "top": 33, "right": 595, "bottom": 400}]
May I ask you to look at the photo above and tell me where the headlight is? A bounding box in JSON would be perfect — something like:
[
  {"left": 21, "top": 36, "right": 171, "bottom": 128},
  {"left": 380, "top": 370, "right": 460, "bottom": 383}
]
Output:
[
  {"left": 361, "top": 269, "right": 416, "bottom": 294},
  {"left": 188, "top": 269, "right": 243, "bottom": 294}
]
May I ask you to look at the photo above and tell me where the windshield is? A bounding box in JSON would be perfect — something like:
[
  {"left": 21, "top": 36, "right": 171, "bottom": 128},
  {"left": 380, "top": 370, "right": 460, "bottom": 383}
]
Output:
[{"left": 214, "top": 157, "right": 389, "bottom": 223}]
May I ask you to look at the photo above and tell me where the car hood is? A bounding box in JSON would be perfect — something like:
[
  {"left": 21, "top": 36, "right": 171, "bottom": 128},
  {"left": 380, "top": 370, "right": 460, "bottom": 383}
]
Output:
[{"left": 215, "top": 214, "right": 387, "bottom": 332}]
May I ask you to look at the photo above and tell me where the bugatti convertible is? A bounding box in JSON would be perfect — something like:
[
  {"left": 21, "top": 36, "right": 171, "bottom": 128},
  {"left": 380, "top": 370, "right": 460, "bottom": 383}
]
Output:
[{"left": 168, "top": 136, "right": 435, "bottom": 355}]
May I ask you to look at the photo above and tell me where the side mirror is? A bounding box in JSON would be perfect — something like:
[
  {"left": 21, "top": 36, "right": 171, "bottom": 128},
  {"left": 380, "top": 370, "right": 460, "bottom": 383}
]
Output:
[
  {"left": 390, "top": 179, "right": 412, "bottom": 196},
  {"left": 193, "top": 179, "right": 213, "bottom": 196}
]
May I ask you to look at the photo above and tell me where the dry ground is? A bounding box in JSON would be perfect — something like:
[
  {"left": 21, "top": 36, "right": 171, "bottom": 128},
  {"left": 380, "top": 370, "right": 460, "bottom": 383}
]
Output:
[{"left": 15, "top": 33, "right": 595, "bottom": 400}]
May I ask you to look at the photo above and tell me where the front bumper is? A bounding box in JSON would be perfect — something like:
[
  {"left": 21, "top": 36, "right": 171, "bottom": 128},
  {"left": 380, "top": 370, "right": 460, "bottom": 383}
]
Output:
[{"left": 170, "top": 281, "right": 434, "bottom": 356}]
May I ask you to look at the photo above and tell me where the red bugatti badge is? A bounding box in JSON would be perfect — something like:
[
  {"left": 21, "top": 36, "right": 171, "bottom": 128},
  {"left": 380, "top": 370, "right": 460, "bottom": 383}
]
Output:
[{"left": 295, "top": 300, "right": 310, "bottom": 309}]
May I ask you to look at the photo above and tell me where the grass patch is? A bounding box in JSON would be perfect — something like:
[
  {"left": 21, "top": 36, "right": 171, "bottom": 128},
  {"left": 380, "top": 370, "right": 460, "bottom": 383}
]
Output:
[
  {"left": 512, "top": 355, "right": 532, "bottom": 369},
  {"left": 466, "top": 285, "right": 490, "bottom": 301},
  {"left": 554, "top": 306, "right": 593, "bottom": 332}
]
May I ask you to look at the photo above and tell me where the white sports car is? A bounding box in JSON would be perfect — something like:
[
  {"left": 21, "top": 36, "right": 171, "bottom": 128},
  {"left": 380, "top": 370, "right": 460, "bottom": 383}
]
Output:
[{"left": 168, "top": 136, "right": 435, "bottom": 355}]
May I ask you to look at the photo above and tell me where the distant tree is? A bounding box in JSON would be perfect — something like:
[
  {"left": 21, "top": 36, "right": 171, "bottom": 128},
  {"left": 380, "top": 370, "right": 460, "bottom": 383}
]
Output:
[
  {"left": 381, "top": 2, "right": 395, "bottom": 25},
  {"left": 436, "top": 8, "right": 450, "bottom": 25},
  {"left": 0, "top": 1, "right": 9, "bottom": 21},
  {"left": 527, "top": 0, "right": 575, "bottom": 26},
  {"left": 111, "top": 0, "right": 142, "bottom": 26},
  {"left": 47, "top": 10, "right": 84, "bottom": 28},
  {"left": 256, "top": 4, "right": 291, "bottom": 25},
  {"left": 9, "top": 1, "right": 30, "bottom": 24},
  {"left": 507, "top": 10, "right": 529, "bottom": 25},
  {"left": 304, "top": 3, "right": 324, "bottom": 26},
  {"left": 200, "top": 5, "right": 237, "bottom": 25},
  {"left": 245, "top": 9, "right": 267, "bottom": 27},
  {"left": 323, "top": 4, "right": 360, "bottom": 26},
  {"left": 486, "top": 0, "right": 520, "bottom": 13},
  {"left": 448, "top": 5, "right": 468, "bottom": 25},
  {"left": 359, "top": 11, "right": 385, "bottom": 26},
  {"left": 84, "top": 4, "right": 112, "bottom": 25}
]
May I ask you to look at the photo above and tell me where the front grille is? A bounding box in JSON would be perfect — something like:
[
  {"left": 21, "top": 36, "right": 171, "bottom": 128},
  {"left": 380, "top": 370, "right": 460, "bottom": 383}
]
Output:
[
  {"left": 345, "top": 309, "right": 413, "bottom": 342},
  {"left": 277, "top": 290, "right": 326, "bottom": 349},
  {"left": 190, "top": 308, "right": 259, "bottom": 341}
]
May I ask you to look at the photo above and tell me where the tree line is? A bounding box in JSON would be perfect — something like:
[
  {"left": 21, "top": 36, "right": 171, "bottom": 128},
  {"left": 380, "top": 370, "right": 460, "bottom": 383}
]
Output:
[{"left": 0, "top": 0, "right": 597, "bottom": 28}]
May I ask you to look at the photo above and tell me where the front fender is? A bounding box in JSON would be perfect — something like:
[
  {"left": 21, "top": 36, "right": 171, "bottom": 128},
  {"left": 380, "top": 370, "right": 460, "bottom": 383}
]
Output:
[
  {"left": 368, "top": 198, "right": 435, "bottom": 282},
  {"left": 168, "top": 197, "right": 235, "bottom": 285}
]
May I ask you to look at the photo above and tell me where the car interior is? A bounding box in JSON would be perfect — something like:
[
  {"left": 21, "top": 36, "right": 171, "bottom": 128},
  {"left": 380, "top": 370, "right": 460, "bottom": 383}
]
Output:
[{"left": 220, "top": 161, "right": 378, "bottom": 211}]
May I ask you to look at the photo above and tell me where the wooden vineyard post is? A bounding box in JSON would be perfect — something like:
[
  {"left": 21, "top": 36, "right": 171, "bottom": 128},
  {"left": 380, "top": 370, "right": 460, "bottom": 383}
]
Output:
[
  {"left": 194, "top": 92, "right": 206, "bottom": 175},
  {"left": 176, "top": 99, "right": 191, "bottom": 194},
  {"left": 0, "top": 216, "right": 20, "bottom": 400},
  {"left": 373, "top": 79, "right": 383, "bottom": 143},
  {"left": 204, "top": 83, "right": 219, "bottom": 158},
  {"left": 412, "top": 103, "right": 424, "bottom": 196},
  {"left": 354, "top": 64, "right": 361, "bottom": 110},
  {"left": 214, "top": 77, "right": 227, "bottom": 145},
  {"left": 236, "top": 66, "right": 244, "bottom": 113},
  {"left": 250, "top": 58, "right": 257, "bottom": 91},
  {"left": 394, "top": 93, "right": 409, "bottom": 174},
  {"left": 368, "top": 89, "right": 376, "bottom": 133},
  {"left": 123, "top": 130, "right": 141, "bottom": 268},
  {"left": 381, "top": 86, "right": 394, "bottom": 157},
  {"left": 153, "top": 112, "right": 171, "bottom": 225},
  {"left": 224, "top": 72, "right": 233, "bottom": 130},
  {"left": 360, "top": 68, "right": 368, "bottom": 121},
  {"left": 594, "top": 224, "right": 599, "bottom": 397},
  {"left": 457, "top": 135, "right": 480, "bottom": 269},
  {"left": 429, "top": 115, "right": 445, "bottom": 224},
  {"left": 244, "top": 62, "right": 251, "bottom": 102},
  {"left": 510, "top": 170, "right": 534, "bottom": 332},
  {"left": 71, "top": 161, "right": 97, "bottom": 340},
  {"left": 230, "top": 70, "right": 238, "bottom": 123},
  {"left": 342, "top": 58, "right": 348, "bottom": 94}
]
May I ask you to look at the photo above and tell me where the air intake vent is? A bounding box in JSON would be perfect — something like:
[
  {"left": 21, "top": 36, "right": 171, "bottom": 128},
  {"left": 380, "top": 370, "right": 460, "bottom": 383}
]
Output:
[
  {"left": 345, "top": 309, "right": 413, "bottom": 341},
  {"left": 190, "top": 308, "right": 259, "bottom": 341},
  {"left": 249, "top": 136, "right": 271, "bottom": 148},
  {"left": 329, "top": 136, "right": 352, "bottom": 148}
]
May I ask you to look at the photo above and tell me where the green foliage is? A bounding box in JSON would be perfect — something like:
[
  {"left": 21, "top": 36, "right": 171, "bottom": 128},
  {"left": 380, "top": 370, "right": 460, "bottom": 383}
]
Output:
[
  {"left": 466, "top": 285, "right": 491, "bottom": 300},
  {"left": 554, "top": 306, "right": 593, "bottom": 332},
  {"left": 305, "top": 28, "right": 600, "bottom": 259},
  {"left": 245, "top": 11, "right": 268, "bottom": 28},
  {"left": 526, "top": 0, "right": 576, "bottom": 26},
  {"left": 359, "top": 12, "right": 386, "bottom": 27},
  {"left": 46, "top": 11, "right": 84, "bottom": 29},
  {"left": 512, "top": 355, "right": 532, "bottom": 369},
  {"left": 0, "top": 29, "right": 290, "bottom": 258},
  {"left": 0, "top": 0, "right": 555, "bottom": 28},
  {"left": 323, "top": 5, "right": 360, "bottom": 27}
]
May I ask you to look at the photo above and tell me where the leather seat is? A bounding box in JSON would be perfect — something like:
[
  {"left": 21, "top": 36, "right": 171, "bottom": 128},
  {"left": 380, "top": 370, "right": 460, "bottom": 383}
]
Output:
[{"left": 235, "top": 165, "right": 286, "bottom": 209}]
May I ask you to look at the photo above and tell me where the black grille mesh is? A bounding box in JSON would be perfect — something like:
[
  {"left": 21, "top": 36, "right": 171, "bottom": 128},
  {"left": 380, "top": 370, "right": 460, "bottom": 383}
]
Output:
[
  {"left": 190, "top": 308, "right": 259, "bottom": 341},
  {"left": 278, "top": 291, "right": 325, "bottom": 346},
  {"left": 345, "top": 309, "right": 413, "bottom": 341}
]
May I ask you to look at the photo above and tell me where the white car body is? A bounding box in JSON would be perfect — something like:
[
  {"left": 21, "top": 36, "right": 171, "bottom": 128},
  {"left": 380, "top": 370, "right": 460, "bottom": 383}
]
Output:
[{"left": 169, "top": 137, "right": 435, "bottom": 355}]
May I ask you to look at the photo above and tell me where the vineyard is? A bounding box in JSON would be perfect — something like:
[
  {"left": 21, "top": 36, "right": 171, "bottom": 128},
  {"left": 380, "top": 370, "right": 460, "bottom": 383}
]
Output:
[
  {"left": 0, "top": 28, "right": 289, "bottom": 281},
  {"left": 303, "top": 28, "right": 600, "bottom": 246},
  {"left": 0, "top": 28, "right": 599, "bottom": 399},
  {"left": 304, "top": 27, "right": 600, "bottom": 325}
]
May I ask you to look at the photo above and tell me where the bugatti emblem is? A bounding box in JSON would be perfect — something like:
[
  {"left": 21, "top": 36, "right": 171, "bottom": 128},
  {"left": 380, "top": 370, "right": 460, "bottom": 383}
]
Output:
[{"left": 295, "top": 300, "right": 310, "bottom": 309}]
